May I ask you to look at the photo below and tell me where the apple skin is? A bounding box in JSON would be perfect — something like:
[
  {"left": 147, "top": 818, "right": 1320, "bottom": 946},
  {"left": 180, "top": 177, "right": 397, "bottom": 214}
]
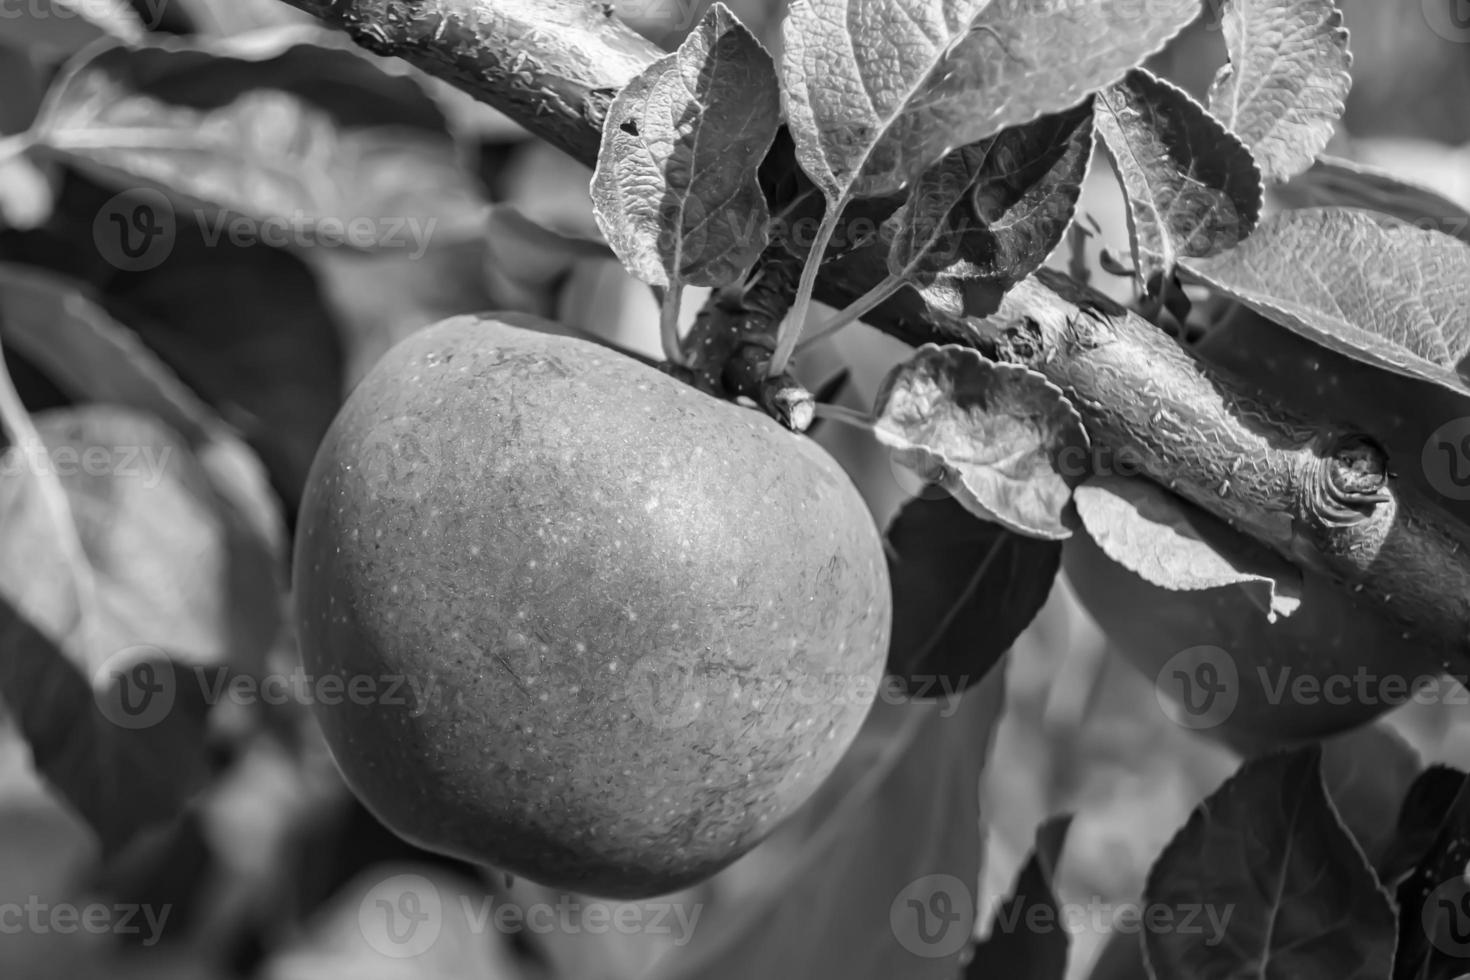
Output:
[{"left": 293, "top": 315, "right": 890, "bottom": 898}]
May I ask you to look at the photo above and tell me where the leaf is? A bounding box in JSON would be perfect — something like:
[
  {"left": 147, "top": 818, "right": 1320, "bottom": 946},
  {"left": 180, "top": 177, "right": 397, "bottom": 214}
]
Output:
[
  {"left": 0, "top": 407, "right": 266, "bottom": 851},
  {"left": 780, "top": 0, "right": 1200, "bottom": 203},
  {"left": 966, "top": 815, "right": 1073, "bottom": 979},
  {"left": 1207, "top": 0, "right": 1352, "bottom": 185},
  {"left": 874, "top": 345, "right": 1088, "bottom": 540},
  {"left": 885, "top": 493, "right": 1061, "bottom": 696},
  {"left": 0, "top": 0, "right": 144, "bottom": 57},
  {"left": 1275, "top": 155, "right": 1470, "bottom": 246},
  {"left": 888, "top": 101, "right": 1094, "bottom": 296},
  {"left": 650, "top": 673, "right": 1007, "bottom": 980},
  {"left": 1094, "top": 69, "right": 1263, "bottom": 288},
  {"left": 1073, "top": 475, "right": 1302, "bottom": 619},
  {"left": 1320, "top": 724, "right": 1422, "bottom": 871},
  {"left": 0, "top": 263, "right": 286, "bottom": 590},
  {"left": 1380, "top": 766, "right": 1468, "bottom": 886},
  {"left": 591, "top": 3, "right": 780, "bottom": 290},
  {"left": 29, "top": 35, "right": 485, "bottom": 242},
  {"left": 1392, "top": 771, "right": 1470, "bottom": 980},
  {"left": 1181, "top": 207, "right": 1470, "bottom": 397},
  {"left": 1143, "top": 747, "right": 1397, "bottom": 980}
]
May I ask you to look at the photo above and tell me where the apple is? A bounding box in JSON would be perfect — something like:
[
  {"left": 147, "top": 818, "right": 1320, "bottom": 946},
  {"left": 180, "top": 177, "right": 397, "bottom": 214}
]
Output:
[{"left": 293, "top": 315, "right": 891, "bottom": 898}]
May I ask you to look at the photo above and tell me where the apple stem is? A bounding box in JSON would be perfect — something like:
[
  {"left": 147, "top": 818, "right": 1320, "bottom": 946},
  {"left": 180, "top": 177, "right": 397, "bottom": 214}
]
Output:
[
  {"left": 723, "top": 345, "right": 814, "bottom": 432},
  {"left": 658, "top": 285, "right": 688, "bottom": 367},
  {"left": 766, "top": 201, "right": 846, "bottom": 378},
  {"left": 796, "top": 274, "right": 905, "bottom": 353},
  {"left": 810, "top": 402, "right": 876, "bottom": 433}
]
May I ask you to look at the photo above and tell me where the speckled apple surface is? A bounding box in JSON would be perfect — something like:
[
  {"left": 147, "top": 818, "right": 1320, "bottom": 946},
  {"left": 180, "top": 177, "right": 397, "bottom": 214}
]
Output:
[{"left": 293, "top": 315, "right": 891, "bottom": 898}]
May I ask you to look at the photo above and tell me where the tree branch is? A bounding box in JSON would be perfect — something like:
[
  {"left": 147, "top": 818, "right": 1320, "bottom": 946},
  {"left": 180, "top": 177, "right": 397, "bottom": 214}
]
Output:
[{"left": 279, "top": 0, "right": 1470, "bottom": 667}]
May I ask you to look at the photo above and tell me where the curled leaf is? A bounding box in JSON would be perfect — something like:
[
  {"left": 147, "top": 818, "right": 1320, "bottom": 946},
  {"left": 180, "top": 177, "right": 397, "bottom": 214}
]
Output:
[
  {"left": 591, "top": 3, "right": 779, "bottom": 290},
  {"left": 1073, "top": 475, "right": 1302, "bottom": 619},
  {"left": 1095, "top": 69, "right": 1263, "bottom": 289},
  {"left": 1207, "top": 0, "right": 1352, "bottom": 186},
  {"left": 874, "top": 345, "right": 1088, "bottom": 540}
]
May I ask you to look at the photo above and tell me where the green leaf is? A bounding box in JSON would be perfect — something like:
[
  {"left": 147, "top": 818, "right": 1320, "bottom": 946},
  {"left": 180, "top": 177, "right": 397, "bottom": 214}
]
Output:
[
  {"left": 1392, "top": 772, "right": 1470, "bottom": 980},
  {"left": 0, "top": 263, "right": 287, "bottom": 575},
  {"left": 1073, "top": 475, "right": 1301, "bottom": 619},
  {"left": 1143, "top": 747, "right": 1396, "bottom": 980},
  {"left": 873, "top": 345, "right": 1088, "bottom": 540},
  {"left": 888, "top": 102, "right": 1093, "bottom": 289},
  {"left": 591, "top": 3, "right": 779, "bottom": 290},
  {"left": 1275, "top": 155, "right": 1470, "bottom": 246},
  {"left": 1207, "top": 0, "right": 1352, "bottom": 185},
  {"left": 29, "top": 35, "right": 485, "bottom": 243},
  {"left": 0, "top": 407, "right": 271, "bottom": 851},
  {"left": 885, "top": 493, "right": 1061, "bottom": 696},
  {"left": 1094, "top": 69, "right": 1263, "bottom": 288},
  {"left": 1182, "top": 207, "right": 1470, "bottom": 397},
  {"left": 780, "top": 0, "right": 1199, "bottom": 204}
]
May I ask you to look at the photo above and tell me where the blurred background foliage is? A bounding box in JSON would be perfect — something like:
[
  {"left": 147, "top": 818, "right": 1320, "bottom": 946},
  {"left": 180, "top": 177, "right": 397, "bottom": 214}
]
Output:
[{"left": 0, "top": 1, "right": 1467, "bottom": 979}]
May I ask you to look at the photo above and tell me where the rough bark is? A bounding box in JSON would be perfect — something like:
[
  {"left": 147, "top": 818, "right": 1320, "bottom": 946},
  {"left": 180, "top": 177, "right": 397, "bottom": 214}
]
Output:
[{"left": 280, "top": 0, "right": 1470, "bottom": 665}]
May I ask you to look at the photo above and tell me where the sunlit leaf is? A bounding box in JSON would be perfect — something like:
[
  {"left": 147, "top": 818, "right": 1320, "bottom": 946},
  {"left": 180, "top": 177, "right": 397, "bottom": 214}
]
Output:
[
  {"left": 1182, "top": 207, "right": 1470, "bottom": 397},
  {"left": 874, "top": 344, "right": 1088, "bottom": 540},
  {"left": 1207, "top": 0, "right": 1352, "bottom": 185},
  {"left": 1095, "top": 69, "right": 1262, "bottom": 288},
  {"left": 592, "top": 3, "right": 779, "bottom": 290},
  {"left": 781, "top": 0, "right": 1199, "bottom": 203}
]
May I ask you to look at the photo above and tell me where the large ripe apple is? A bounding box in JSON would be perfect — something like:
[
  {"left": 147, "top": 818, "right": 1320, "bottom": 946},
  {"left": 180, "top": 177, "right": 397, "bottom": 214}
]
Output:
[{"left": 293, "top": 315, "right": 891, "bottom": 898}]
